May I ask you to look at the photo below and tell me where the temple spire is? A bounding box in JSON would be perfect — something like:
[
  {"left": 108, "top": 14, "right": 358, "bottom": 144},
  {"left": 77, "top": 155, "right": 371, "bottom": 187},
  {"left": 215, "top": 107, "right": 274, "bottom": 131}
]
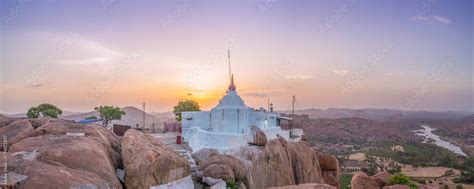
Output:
[
  {"left": 227, "top": 50, "right": 236, "bottom": 92},
  {"left": 228, "top": 74, "right": 236, "bottom": 91},
  {"left": 228, "top": 49, "right": 232, "bottom": 83}
]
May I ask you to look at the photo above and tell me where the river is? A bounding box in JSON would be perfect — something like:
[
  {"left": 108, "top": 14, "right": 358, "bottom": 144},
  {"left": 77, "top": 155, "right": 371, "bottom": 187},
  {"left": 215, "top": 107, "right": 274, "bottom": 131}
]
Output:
[{"left": 414, "top": 125, "right": 467, "bottom": 157}]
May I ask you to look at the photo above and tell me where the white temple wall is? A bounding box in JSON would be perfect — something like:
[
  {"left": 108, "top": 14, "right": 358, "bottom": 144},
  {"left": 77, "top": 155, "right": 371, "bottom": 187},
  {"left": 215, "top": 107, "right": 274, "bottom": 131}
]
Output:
[
  {"left": 185, "top": 127, "right": 248, "bottom": 152},
  {"left": 210, "top": 108, "right": 252, "bottom": 134},
  {"left": 182, "top": 111, "right": 210, "bottom": 140},
  {"left": 261, "top": 126, "right": 288, "bottom": 140}
]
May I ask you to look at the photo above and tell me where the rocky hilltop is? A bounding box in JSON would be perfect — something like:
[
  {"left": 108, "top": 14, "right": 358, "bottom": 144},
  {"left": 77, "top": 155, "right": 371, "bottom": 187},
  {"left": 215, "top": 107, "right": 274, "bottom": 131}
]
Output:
[
  {"left": 191, "top": 131, "right": 340, "bottom": 188},
  {"left": 0, "top": 115, "right": 189, "bottom": 189},
  {"left": 0, "top": 115, "right": 340, "bottom": 189},
  {"left": 0, "top": 116, "right": 123, "bottom": 188}
]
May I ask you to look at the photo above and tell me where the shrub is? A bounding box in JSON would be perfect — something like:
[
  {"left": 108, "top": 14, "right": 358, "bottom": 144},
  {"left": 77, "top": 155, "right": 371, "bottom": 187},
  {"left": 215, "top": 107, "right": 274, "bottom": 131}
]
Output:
[
  {"left": 388, "top": 173, "right": 411, "bottom": 185},
  {"left": 388, "top": 173, "right": 418, "bottom": 189},
  {"left": 85, "top": 116, "right": 98, "bottom": 120}
]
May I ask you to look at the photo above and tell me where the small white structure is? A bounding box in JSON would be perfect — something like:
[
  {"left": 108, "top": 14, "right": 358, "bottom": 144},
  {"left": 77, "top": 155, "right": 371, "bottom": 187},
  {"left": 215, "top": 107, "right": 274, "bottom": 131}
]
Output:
[{"left": 182, "top": 74, "right": 301, "bottom": 152}]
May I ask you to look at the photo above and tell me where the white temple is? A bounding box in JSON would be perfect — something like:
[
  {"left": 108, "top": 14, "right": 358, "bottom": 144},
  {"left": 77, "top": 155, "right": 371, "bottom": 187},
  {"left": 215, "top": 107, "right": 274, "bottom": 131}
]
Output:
[{"left": 182, "top": 73, "right": 302, "bottom": 152}]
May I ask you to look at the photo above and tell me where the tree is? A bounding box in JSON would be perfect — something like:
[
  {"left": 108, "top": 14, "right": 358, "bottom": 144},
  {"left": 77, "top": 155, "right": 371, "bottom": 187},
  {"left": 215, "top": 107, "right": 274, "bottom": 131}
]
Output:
[
  {"left": 388, "top": 173, "right": 411, "bottom": 185},
  {"left": 173, "top": 99, "right": 200, "bottom": 121},
  {"left": 388, "top": 173, "right": 417, "bottom": 189},
  {"left": 27, "top": 103, "right": 63, "bottom": 118},
  {"left": 94, "top": 106, "right": 125, "bottom": 128}
]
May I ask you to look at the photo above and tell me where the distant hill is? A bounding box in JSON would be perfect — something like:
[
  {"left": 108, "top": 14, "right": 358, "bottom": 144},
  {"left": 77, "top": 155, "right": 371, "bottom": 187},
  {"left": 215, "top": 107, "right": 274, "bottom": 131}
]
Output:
[
  {"left": 2, "top": 106, "right": 175, "bottom": 131},
  {"left": 60, "top": 106, "right": 174, "bottom": 130},
  {"left": 278, "top": 108, "right": 473, "bottom": 121}
]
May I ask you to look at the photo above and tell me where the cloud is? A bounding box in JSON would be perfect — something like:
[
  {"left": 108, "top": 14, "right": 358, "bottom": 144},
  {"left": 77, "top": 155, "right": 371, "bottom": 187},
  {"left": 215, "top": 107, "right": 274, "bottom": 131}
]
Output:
[
  {"left": 433, "top": 15, "right": 451, "bottom": 24},
  {"left": 332, "top": 69, "right": 349, "bottom": 76},
  {"left": 285, "top": 74, "right": 313, "bottom": 79},
  {"left": 26, "top": 83, "right": 45, "bottom": 88},
  {"left": 242, "top": 90, "right": 282, "bottom": 98},
  {"left": 384, "top": 72, "right": 403, "bottom": 76},
  {"left": 409, "top": 16, "right": 429, "bottom": 21},
  {"left": 409, "top": 15, "right": 452, "bottom": 24},
  {"left": 56, "top": 37, "right": 122, "bottom": 65},
  {"left": 383, "top": 71, "right": 425, "bottom": 76}
]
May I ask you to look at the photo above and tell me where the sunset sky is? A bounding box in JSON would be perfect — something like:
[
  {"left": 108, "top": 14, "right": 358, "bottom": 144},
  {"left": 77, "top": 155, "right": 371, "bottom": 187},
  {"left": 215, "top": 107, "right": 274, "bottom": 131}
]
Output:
[{"left": 1, "top": 0, "right": 473, "bottom": 113}]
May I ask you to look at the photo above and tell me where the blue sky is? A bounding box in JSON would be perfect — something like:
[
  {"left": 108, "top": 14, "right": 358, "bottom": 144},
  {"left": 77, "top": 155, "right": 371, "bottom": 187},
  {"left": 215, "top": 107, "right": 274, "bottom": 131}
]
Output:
[{"left": 0, "top": 0, "right": 472, "bottom": 113}]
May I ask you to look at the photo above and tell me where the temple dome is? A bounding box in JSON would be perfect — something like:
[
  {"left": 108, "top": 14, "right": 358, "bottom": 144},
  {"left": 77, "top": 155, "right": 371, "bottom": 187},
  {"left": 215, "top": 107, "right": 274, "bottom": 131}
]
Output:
[{"left": 213, "top": 75, "right": 247, "bottom": 109}]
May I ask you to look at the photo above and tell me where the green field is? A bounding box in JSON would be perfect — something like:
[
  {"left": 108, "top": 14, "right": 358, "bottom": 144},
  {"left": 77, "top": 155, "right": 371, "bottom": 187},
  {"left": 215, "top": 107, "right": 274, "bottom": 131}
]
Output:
[
  {"left": 340, "top": 174, "right": 353, "bottom": 189},
  {"left": 365, "top": 142, "right": 457, "bottom": 167}
]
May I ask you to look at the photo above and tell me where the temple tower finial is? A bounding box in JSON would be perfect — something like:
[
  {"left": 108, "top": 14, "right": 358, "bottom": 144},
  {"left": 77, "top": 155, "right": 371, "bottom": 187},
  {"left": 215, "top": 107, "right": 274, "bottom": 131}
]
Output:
[
  {"left": 228, "top": 49, "right": 231, "bottom": 83},
  {"left": 228, "top": 74, "right": 236, "bottom": 91}
]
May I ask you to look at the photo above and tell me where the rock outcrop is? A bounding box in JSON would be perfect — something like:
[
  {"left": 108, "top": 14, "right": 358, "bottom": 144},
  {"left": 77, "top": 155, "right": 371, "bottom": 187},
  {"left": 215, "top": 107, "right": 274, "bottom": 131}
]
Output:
[
  {"left": 372, "top": 172, "right": 391, "bottom": 187},
  {"left": 1, "top": 117, "right": 123, "bottom": 189},
  {"left": 249, "top": 125, "right": 267, "bottom": 146},
  {"left": 191, "top": 148, "right": 219, "bottom": 165},
  {"left": 0, "top": 115, "right": 16, "bottom": 127},
  {"left": 383, "top": 184, "right": 439, "bottom": 189},
  {"left": 351, "top": 172, "right": 382, "bottom": 189},
  {"left": 197, "top": 154, "right": 247, "bottom": 183},
  {"left": 4, "top": 153, "right": 113, "bottom": 188},
  {"left": 0, "top": 119, "right": 34, "bottom": 151},
  {"left": 9, "top": 134, "right": 122, "bottom": 188},
  {"left": 316, "top": 152, "right": 340, "bottom": 188},
  {"left": 268, "top": 183, "right": 337, "bottom": 189},
  {"left": 121, "top": 129, "right": 191, "bottom": 189},
  {"left": 351, "top": 171, "right": 394, "bottom": 189},
  {"left": 383, "top": 185, "right": 409, "bottom": 189},
  {"left": 203, "top": 164, "right": 235, "bottom": 183},
  {"left": 195, "top": 138, "right": 334, "bottom": 189},
  {"left": 34, "top": 119, "right": 122, "bottom": 168}
]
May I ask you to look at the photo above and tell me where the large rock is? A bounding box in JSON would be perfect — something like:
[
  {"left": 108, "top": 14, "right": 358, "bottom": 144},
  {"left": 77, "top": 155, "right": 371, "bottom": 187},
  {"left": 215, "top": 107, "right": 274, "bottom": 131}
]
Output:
[
  {"left": 383, "top": 185, "right": 409, "bottom": 189},
  {"left": 9, "top": 134, "right": 122, "bottom": 188},
  {"left": 28, "top": 116, "right": 51, "bottom": 129},
  {"left": 34, "top": 119, "right": 122, "bottom": 168},
  {"left": 351, "top": 172, "right": 380, "bottom": 189},
  {"left": 384, "top": 185, "right": 439, "bottom": 189},
  {"left": 2, "top": 152, "right": 112, "bottom": 189},
  {"left": 0, "top": 116, "right": 124, "bottom": 188},
  {"left": 195, "top": 138, "right": 329, "bottom": 189},
  {"left": 0, "top": 119, "right": 34, "bottom": 151},
  {"left": 197, "top": 154, "right": 246, "bottom": 181},
  {"left": 371, "top": 172, "right": 391, "bottom": 187},
  {"left": 316, "top": 152, "right": 339, "bottom": 170},
  {"left": 249, "top": 125, "right": 267, "bottom": 146},
  {"left": 0, "top": 115, "right": 15, "bottom": 127},
  {"left": 203, "top": 164, "right": 235, "bottom": 183},
  {"left": 417, "top": 185, "right": 440, "bottom": 189},
  {"left": 122, "top": 129, "right": 190, "bottom": 189},
  {"left": 268, "top": 183, "right": 337, "bottom": 189},
  {"left": 192, "top": 148, "right": 219, "bottom": 165},
  {"left": 285, "top": 140, "right": 325, "bottom": 185},
  {"left": 316, "top": 152, "right": 340, "bottom": 188}
]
